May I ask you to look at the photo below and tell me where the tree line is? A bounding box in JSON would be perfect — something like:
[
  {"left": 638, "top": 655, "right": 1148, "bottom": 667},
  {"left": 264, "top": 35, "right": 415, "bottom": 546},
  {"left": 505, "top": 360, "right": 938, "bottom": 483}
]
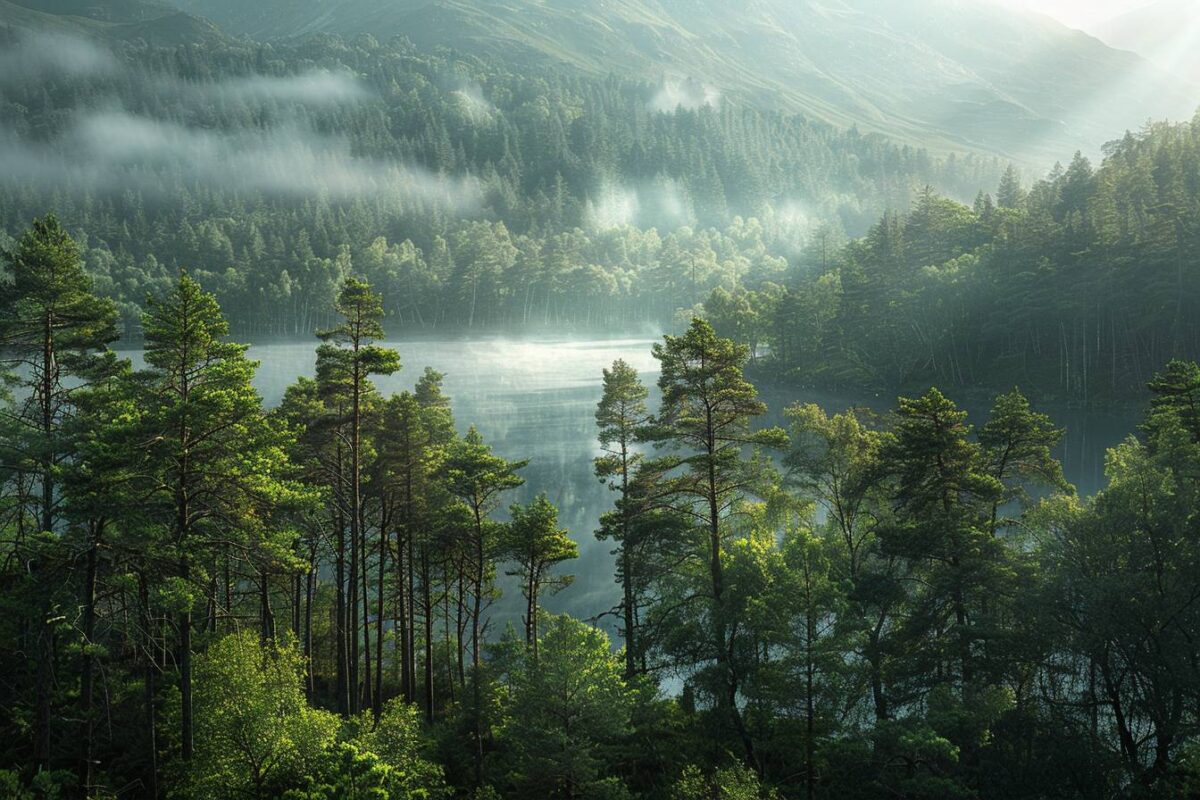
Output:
[
  {"left": 0, "top": 26, "right": 1001, "bottom": 334},
  {"left": 706, "top": 113, "right": 1200, "bottom": 401},
  {"left": 5, "top": 215, "right": 1200, "bottom": 798}
]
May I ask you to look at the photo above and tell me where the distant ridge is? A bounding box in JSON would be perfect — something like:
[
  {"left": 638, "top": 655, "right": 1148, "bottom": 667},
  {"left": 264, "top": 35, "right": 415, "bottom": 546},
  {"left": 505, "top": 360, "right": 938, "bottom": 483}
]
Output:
[
  {"left": 160, "top": 0, "right": 1198, "bottom": 164},
  {"left": 0, "top": 0, "right": 225, "bottom": 44},
  {"left": 1094, "top": 0, "right": 1200, "bottom": 81}
]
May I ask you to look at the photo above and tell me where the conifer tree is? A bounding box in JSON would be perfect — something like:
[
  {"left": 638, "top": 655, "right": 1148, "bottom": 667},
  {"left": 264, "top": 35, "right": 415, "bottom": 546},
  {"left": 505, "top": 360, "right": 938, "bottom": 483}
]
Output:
[
  {"left": 594, "top": 359, "right": 652, "bottom": 677},
  {"left": 648, "top": 317, "right": 787, "bottom": 766},
  {"left": 129, "top": 273, "right": 298, "bottom": 760},
  {"left": 0, "top": 215, "right": 118, "bottom": 769},
  {"left": 502, "top": 494, "right": 578, "bottom": 655},
  {"left": 316, "top": 277, "right": 400, "bottom": 715}
]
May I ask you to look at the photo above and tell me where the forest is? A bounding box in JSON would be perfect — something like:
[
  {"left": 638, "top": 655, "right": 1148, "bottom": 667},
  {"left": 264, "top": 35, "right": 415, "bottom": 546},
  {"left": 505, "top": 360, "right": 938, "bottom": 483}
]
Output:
[
  {"left": 0, "top": 26, "right": 998, "bottom": 334},
  {"left": 6, "top": 23, "right": 1200, "bottom": 403},
  {"left": 706, "top": 115, "right": 1200, "bottom": 402},
  {"left": 5, "top": 216, "right": 1200, "bottom": 799}
]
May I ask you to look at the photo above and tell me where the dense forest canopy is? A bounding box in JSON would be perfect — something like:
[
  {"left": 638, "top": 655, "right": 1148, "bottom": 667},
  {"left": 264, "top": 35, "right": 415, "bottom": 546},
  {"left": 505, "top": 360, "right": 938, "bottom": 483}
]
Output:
[
  {"left": 5, "top": 233, "right": 1200, "bottom": 798},
  {"left": 0, "top": 23, "right": 1002, "bottom": 333},
  {"left": 705, "top": 115, "right": 1200, "bottom": 401},
  {"left": 5, "top": 0, "right": 1200, "bottom": 797}
]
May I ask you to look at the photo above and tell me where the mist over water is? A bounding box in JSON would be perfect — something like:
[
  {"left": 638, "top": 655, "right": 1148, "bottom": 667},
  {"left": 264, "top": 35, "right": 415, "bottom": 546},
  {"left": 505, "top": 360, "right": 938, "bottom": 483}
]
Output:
[{"left": 118, "top": 336, "right": 1137, "bottom": 630}]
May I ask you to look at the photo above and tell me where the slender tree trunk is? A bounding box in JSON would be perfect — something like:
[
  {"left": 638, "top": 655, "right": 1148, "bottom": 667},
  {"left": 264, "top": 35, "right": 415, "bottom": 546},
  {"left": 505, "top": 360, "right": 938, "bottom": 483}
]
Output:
[
  {"left": 350, "top": 352, "right": 364, "bottom": 714},
  {"left": 443, "top": 559, "right": 457, "bottom": 703},
  {"left": 471, "top": 510, "right": 484, "bottom": 667},
  {"left": 471, "top": 505, "right": 485, "bottom": 787},
  {"left": 374, "top": 523, "right": 387, "bottom": 719},
  {"left": 456, "top": 566, "right": 466, "bottom": 688},
  {"left": 259, "top": 569, "right": 276, "bottom": 643},
  {"left": 361, "top": 522, "right": 372, "bottom": 714},
  {"left": 805, "top": 599, "right": 816, "bottom": 800},
  {"left": 33, "top": 313, "right": 56, "bottom": 770},
  {"left": 619, "top": 439, "right": 636, "bottom": 678},
  {"left": 222, "top": 551, "right": 231, "bottom": 633},
  {"left": 140, "top": 575, "right": 159, "bottom": 799},
  {"left": 398, "top": 523, "right": 411, "bottom": 703},
  {"left": 179, "top": 555, "right": 193, "bottom": 761},
  {"left": 335, "top": 499, "right": 349, "bottom": 715},
  {"left": 407, "top": 535, "right": 417, "bottom": 701},
  {"left": 292, "top": 571, "right": 302, "bottom": 639},
  {"left": 422, "top": 545, "right": 435, "bottom": 723},
  {"left": 79, "top": 520, "right": 102, "bottom": 793},
  {"left": 305, "top": 547, "right": 316, "bottom": 699},
  {"left": 706, "top": 409, "right": 756, "bottom": 769}
]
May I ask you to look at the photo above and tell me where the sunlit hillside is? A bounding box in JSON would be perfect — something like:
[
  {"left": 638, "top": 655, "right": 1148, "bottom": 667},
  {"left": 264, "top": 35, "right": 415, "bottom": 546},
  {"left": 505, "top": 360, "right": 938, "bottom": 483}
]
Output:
[{"left": 164, "top": 0, "right": 1196, "bottom": 163}]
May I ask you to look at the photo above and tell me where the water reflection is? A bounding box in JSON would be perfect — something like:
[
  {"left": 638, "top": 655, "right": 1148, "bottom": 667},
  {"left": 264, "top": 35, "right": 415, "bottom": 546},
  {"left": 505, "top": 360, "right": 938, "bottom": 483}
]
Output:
[{"left": 120, "top": 337, "right": 1140, "bottom": 630}]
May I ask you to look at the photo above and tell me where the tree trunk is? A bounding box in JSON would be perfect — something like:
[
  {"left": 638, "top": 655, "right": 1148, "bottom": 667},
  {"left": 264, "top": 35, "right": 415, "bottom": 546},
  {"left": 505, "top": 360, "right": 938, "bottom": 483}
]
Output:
[
  {"left": 374, "top": 522, "right": 387, "bottom": 719},
  {"left": 422, "top": 545, "right": 435, "bottom": 723},
  {"left": 179, "top": 556, "right": 193, "bottom": 761},
  {"left": 79, "top": 521, "right": 102, "bottom": 792}
]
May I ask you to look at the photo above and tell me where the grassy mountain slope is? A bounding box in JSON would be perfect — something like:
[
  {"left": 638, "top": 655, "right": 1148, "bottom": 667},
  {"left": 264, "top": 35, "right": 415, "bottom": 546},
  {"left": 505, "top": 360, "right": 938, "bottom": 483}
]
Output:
[
  {"left": 163, "top": 0, "right": 1197, "bottom": 163},
  {"left": 0, "top": 0, "right": 225, "bottom": 44}
]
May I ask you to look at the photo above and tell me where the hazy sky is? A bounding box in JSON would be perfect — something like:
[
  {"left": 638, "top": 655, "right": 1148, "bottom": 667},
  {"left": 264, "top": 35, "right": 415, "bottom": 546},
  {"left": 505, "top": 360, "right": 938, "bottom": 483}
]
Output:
[{"left": 1002, "top": 0, "right": 1151, "bottom": 29}]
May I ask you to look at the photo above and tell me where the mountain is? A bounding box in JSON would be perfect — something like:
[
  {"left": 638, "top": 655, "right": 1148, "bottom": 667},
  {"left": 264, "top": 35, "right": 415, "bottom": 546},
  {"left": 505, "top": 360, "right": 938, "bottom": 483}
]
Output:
[
  {"left": 1094, "top": 0, "right": 1200, "bottom": 81},
  {"left": 0, "top": 0, "right": 225, "bottom": 44},
  {"left": 162, "top": 0, "right": 1197, "bottom": 163}
]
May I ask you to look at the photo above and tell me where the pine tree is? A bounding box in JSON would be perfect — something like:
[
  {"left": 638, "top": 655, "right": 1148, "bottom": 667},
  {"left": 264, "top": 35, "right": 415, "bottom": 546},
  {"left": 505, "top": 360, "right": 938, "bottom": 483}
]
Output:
[
  {"left": 440, "top": 425, "right": 525, "bottom": 784},
  {"left": 978, "top": 388, "right": 1069, "bottom": 534},
  {"left": 996, "top": 164, "right": 1026, "bottom": 209},
  {"left": 0, "top": 215, "right": 118, "bottom": 770},
  {"left": 594, "top": 359, "right": 651, "bottom": 677},
  {"left": 130, "top": 273, "right": 297, "bottom": 760},
  {"left": 647, "top": 317, "right": 787, "bottom": 766},
  {"left": 316, "top": 277, "right": 400, "bottom": 716},
  {"left": 501, "top": 494, "right": 578, "bottom": 656}
]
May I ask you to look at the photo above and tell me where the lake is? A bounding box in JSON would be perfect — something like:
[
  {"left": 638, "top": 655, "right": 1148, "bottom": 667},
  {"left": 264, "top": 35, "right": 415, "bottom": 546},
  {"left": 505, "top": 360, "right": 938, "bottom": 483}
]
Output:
[{"left": 123, "top": 336, "right": 1141, "bottom": 630}]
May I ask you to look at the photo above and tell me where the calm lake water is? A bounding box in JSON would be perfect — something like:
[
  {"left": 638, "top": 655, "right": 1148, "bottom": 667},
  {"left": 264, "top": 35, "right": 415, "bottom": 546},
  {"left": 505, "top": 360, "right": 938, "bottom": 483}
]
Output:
[{"left": 122, "top": 336, "right": 1140, "bottom": 628}]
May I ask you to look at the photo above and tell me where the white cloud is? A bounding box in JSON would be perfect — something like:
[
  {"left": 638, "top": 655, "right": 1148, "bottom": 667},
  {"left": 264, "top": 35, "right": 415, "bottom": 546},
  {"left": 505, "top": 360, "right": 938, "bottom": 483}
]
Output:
[
  {"left": 0, "top": 111, "right": 479, "bottom": 206},
  {"left": 648, "top": 78, "right": 721, "bottom": 113},
  {"left": 0, "top": 33, "right": 479, "bottom": 209},
  {"left": 450, "top": 84, "right": 496, "bottom": 122},
  {"left": 585, "top": 178, "right": 697, "bottom": 231},
  {"left": 173, "top": 69, "right": 372, "bottom": 106},
  {"left": 0, "top": 32, "right": 118, "bottom": 81},
  {"left": 586, "top": 184, "right": 640, "bottom": 230}
]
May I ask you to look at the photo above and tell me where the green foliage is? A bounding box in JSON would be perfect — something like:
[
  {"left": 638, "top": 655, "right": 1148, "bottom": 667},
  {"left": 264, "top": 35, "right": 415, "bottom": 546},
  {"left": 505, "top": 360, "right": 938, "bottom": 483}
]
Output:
[
  {"left": 500, "top": 494, "right": 578, "bottom": 649},
  {"left": 7, "top": 235, "right": 1200, "bottom": 800},
  {"left": 499, "top": 615, "right": 634, "bottom": 800},
  {"left": 723, "top": 118, "right": 1200, "bottom": 400},
  {"left": 283, "top": 744, "right": 409, "bottom": 800},
  {"left": 671, "top": 764, "right": 775, "bottom": 800},
  {"left": 978, "top": 388, "right": 1070, "bottom": 519},
  {"left": 186, "top": 632, "right": 339, "bottom": 800},
  {"left": 341, "top": 701, "right": 447, "bottom": 799},
  {"left": 0, "top": 21, "right": 1007, "bottom": 334},
  {"left": 0, "top": 769, "right": 76, "bottom": 800}
]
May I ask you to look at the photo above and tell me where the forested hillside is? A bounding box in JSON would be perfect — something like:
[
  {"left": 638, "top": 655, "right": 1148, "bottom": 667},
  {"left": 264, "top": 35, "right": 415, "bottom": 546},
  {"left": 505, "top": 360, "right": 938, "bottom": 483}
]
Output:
[
  {"left": 6, "top": 222, "right": 1200, "bottom": 798},
  {"left": 165, "top": 0, "right": 1196, "bottom": 162},
  {"left": 0, "top": 21, "right": 1002, "bottom": 333},
  {"left": 709, "top": 114, "right": 1200, "bottom": 402}
]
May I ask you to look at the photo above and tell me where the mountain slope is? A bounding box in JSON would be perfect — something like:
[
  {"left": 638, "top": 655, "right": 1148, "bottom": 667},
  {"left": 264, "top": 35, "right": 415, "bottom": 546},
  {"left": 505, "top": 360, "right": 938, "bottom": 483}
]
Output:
[
  {"left": 164, "top": 0, "right": 1197, "bottom": 163},
  {"left": 0, "top": 0, "right": 225, "bottom": 44},
  {"left": 1095, "top": 0, "right": 1200, "bottom": 81}
]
